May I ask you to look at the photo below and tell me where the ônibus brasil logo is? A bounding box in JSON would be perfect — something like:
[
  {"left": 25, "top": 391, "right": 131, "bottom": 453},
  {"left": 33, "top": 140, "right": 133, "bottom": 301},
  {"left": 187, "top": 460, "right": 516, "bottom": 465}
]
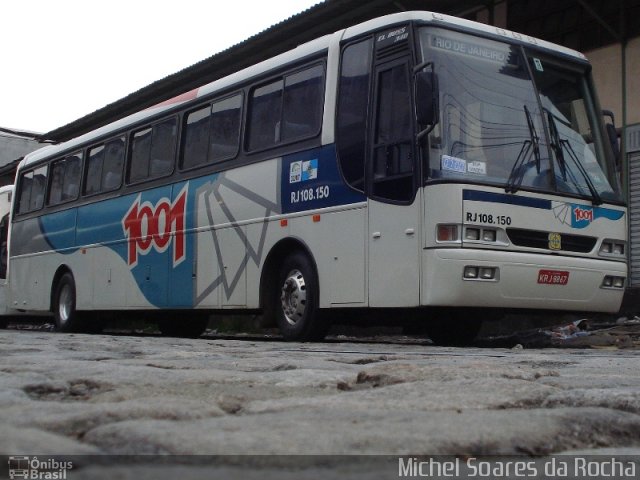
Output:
[{"left": 122, "top": 185, "right": 188, "bottom": 268}]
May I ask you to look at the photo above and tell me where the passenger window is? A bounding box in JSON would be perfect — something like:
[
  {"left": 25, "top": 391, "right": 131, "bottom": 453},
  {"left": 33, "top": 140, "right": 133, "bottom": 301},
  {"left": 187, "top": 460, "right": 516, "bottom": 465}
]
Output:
[
  {"left": 150, "top": 119, "right": 177, "bottom": 176},
  {"left": 64, "top": 153, "right": 82, "bottom": 200},
  {"left": 102, "top": 137, "right": 125, "bottom": 190},
  {"left": 85, "top": 145, "right": 105, "bottom": 195},
  {"left": 180, "top": 94, "right": 242, "bottom": 170},
  {"left": 129, "top": 117, "right": 177, "bottom": 183},
  {"left": 30, "top": 167, "right": 47, "bottom": 211},
  {"left": 49, "top": 161, "right": 65, "bottom": 205},
  {"left": 336, "top": 38, "right": 373, "bottom": 192},
  {"left": 49, "top": 152, "right": 82, "bottom": 205},
  {"left": 210, "top": 94, "right": 242, "bottom": 162},
  {"left": 18, "top": 171, "right": 34, "bottom": 214},
  {"left": 247, "top": 80, "right": 283, "bottom": 151},
  {"left": 130, "top": 128, "right": 152, "bottom": 182},
  {"left": 246, "top": 63, "right": 325, "bottom": 152},
  {"left": 182, "top": 106, "right": 211, "bottom": 170},
  {"left": 85, "top": 137, "right": 124, "bottom": 195},
  {"left": 282, "top": 65, "right": 324, "bottom": 141},
  {"left": 18, "top": 166, "right": 48, "bottom": 214}
]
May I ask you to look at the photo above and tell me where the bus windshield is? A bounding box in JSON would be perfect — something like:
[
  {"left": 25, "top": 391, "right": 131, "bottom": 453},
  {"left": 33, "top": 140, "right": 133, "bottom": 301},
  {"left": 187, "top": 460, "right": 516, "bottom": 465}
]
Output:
[{"left": 419, "top": 27, "right": 622, "bottom": 203}]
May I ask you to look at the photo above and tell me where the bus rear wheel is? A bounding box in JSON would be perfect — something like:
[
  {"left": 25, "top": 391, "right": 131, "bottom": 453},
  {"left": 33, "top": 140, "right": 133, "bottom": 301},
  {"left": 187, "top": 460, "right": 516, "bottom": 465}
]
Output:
[
  {"left": 53, "top": 272, "right": 83, "bottom": 332},
  {"left": 276, "top": 252, "right": 328, "bottom": 341}
]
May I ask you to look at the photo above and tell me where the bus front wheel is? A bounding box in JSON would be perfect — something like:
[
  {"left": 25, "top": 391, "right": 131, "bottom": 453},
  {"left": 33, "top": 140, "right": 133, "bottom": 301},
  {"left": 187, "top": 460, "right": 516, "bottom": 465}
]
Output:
[{"left": 276, "top": 252, "right": 328, "bottom": 341}]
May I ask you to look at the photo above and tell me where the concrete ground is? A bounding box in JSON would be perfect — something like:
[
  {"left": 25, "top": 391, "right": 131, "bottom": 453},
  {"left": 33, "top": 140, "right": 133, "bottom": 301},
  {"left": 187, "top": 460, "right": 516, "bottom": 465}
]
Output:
[{"left": 1, "top": 327, "right": 639, "bottom": 478}]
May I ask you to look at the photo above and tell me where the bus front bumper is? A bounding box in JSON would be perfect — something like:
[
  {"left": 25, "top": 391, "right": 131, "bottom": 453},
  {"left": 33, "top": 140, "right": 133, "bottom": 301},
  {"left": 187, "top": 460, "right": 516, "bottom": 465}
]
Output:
[{"left": 422, "top": 248, "right": 626, "bottom": 313}]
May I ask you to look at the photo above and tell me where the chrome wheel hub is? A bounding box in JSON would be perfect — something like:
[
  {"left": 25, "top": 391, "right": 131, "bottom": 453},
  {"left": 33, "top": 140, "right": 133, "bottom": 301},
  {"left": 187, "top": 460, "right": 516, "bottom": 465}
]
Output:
[{"left": 280, "top": 269, "right": 307, "bottom": 326}]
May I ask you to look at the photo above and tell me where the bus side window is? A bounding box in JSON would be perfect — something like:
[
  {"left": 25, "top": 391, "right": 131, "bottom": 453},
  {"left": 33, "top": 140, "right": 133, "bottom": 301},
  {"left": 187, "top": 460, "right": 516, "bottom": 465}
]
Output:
[
  {"left": 129, "top": 118, "right": 177, "bottom": 182},
  {"left": 210, "top": 94, "right": 242, "bottom": 163},
  {"left": 336, "top": 38, "right": 373, "bottom": 192},
  {"left": 150, "top": 118, "right": 177, "bottom": 176},
  {"left": 85, "top": 138, "right": 123, "bottom": 195},
  {"left": 102, "top": 137, "right": 124, "bottom": 190},
  {"left": 246, "top": 63, "right": 324, "bottom": 152},
  {"left": 129, "top": 128, "right": 152, "bottom": 182},
  {"left": 247, "top": 80, "right": 283, "bottom": 151},
  {"left": 29, "top": 166, "right": 48, "bottom": 211},
  {"left": 85, "top": 145, "right": 105, "bottom": 195},
  {"left": 18, "top": 171, "right": 34, "bottom": 214},
  {"left": 18, "top": 166, "right": 48, "bottom": 213},
  {"left": 48, "top": 153, "right": 81, "bottom": 206},
  {"left": 182, "top": 105, "right": 212, "bottom": 170},
  {"left": 63, "top": 153, "right": 82, "bottom": 200},
  {"left": 282, "top": 65, "right": 324, "bottom": 141},
  {"left": 48, "top": 160, "right": 65, "bottom": 205}
]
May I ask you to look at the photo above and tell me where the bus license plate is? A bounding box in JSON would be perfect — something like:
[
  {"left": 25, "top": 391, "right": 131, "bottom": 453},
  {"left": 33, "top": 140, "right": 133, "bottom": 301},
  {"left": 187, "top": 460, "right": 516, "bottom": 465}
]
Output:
[{"left": 537, "top": 269, "right": 569, "bottom": 285}]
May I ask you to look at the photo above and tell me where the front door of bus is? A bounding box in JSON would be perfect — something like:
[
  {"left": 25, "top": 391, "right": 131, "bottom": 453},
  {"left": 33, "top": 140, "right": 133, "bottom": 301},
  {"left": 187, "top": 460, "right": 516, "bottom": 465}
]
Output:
[{"left": 368, "top": 57, "right": 421, "bottom": 307}]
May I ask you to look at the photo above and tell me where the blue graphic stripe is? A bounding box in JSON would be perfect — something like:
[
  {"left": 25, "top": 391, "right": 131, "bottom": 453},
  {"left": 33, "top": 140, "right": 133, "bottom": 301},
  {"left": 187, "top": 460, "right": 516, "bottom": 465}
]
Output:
[{"left": 463, "top": 190, "right": 552, "bottom": 210}]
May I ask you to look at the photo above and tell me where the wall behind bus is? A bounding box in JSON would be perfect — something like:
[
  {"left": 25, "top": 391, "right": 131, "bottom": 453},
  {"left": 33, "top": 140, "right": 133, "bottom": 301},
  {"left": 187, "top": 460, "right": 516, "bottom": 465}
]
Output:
[
  {"left": 0, "top": 130, "right": 43, "bottom": 186},
  {"left": 587, "top": 37, "right": 640, "bottom": 128}
]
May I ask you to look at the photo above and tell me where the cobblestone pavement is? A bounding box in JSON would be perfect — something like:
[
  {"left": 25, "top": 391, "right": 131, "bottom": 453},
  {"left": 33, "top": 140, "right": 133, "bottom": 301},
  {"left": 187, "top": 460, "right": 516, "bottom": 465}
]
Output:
[{"left": 1, "top": 328, "right": 639, "bottom": 478}]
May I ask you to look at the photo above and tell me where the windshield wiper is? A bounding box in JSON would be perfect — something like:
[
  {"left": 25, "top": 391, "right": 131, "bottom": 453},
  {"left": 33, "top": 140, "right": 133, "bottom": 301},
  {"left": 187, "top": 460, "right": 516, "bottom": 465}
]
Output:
[
  {"left": 546, "top": 109, "right": 567, "bottom": 182},
  {"left": 545, "top": 110, "right": 602, "bottom": 206},
  {"left": 505, "top": 106, "right": 541, "bottom": 194}
]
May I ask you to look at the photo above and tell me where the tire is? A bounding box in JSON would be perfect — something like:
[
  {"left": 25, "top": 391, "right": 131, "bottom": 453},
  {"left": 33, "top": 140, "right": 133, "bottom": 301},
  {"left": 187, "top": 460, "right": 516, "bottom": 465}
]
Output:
[
  {"left": 53, "top": 272, "right": 83, "bottom": 333},
  {"left": 158, "top": 314, "right": 209, "bottom": 338},
  {"left": 425, "top": 309, "right": 482, "bottom": 346},
  {"left": 276, "top": 252, "right": 328, "bottom": 341}
]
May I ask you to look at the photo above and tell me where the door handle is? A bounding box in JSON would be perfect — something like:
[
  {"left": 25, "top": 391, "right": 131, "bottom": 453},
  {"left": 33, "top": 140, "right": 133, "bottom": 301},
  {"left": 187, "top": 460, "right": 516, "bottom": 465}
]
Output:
[
  {"left": 372, "top": 232, "right": 381, "bottom": 239},
  {"left": 405, "top": 228, "right": 415, "bottom": 236}
]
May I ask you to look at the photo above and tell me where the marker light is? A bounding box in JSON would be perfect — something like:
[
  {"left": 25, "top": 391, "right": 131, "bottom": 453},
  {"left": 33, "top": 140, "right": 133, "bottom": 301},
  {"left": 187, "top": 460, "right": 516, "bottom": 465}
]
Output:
[
  {"left": 482, "top": 229, "right": 497, "bottom": 242},
  {"left": 465, "top": 228, "right": 480, "bottom": 241},
  {"left": 437, "top": 224, "right": 459, "bottom": 242},
  {"left": 463, "top": 266, "right": 499, "bottom": 281},
  {"left": 480, "top": 267, "right": 496, "bottom": 280},
  {"left": 602, "top": 276, "right": 625, "bottom": 289},
  {"left": 464, "top": 227, "right": 499, "bottom": 244},
  {"left": 600, "top": 240, "right": 625, "bottom": 257},
  {"left": 463, "top": 266, "right": 478, "bottom": 279}
]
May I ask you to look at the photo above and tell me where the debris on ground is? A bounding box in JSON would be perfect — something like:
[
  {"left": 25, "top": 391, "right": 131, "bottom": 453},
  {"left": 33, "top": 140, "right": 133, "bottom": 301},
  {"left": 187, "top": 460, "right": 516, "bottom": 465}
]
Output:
[{"left": 477, "top": 317, "right": 640, "bottom": 349}]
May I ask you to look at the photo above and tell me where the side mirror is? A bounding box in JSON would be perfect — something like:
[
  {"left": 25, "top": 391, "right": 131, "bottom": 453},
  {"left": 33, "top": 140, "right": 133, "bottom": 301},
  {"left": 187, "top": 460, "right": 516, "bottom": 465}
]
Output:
[{"left": 415, "top": 68, "right": 439, "bottom": 129}]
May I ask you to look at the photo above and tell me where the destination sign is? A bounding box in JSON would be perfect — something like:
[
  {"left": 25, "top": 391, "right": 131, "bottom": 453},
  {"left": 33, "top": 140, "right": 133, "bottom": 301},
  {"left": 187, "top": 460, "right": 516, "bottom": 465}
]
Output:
[{"left": 431, "top": 35, "right": 511, "bottom": 64}]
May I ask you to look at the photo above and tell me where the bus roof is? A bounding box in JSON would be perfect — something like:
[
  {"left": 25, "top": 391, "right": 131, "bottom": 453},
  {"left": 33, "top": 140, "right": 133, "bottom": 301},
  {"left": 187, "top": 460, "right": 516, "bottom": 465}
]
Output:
[{"left": 20, "top": 10, "right": 586, "bottom": 171}]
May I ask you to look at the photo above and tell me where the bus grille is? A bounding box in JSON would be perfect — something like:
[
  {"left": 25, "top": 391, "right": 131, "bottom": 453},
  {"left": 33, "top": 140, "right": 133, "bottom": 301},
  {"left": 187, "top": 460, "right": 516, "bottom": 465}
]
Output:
[{"left": 506, "top": 228, "right": 597, "bottom": 253}]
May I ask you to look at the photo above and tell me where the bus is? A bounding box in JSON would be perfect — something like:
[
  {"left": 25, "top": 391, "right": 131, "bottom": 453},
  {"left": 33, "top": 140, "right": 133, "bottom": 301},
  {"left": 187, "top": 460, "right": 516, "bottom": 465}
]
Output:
[{"left": 6, "top": 11, "right": 626, "bottom": 344}]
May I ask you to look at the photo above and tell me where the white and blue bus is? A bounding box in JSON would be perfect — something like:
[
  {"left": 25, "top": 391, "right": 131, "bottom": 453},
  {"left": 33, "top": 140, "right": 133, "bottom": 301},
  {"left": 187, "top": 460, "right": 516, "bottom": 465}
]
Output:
[{"left": 4, "top": 11, "right": 626, "bottom": 343}]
